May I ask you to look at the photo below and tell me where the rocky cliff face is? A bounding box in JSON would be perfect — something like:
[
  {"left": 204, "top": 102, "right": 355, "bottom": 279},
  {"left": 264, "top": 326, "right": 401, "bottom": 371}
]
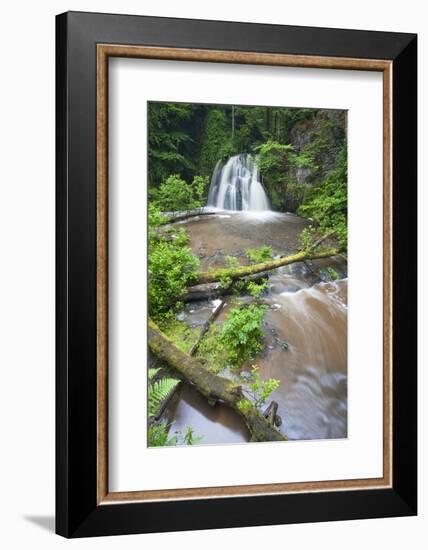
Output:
[{"left": 284, "top": 110, "right": 347, "bottom": 212}]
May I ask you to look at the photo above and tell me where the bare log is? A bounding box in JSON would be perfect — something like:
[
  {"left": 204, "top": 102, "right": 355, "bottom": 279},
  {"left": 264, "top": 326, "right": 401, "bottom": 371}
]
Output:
[
  {"left": 162, "top": 208, "right": 220, "bottom": 225},
  {"left": 183, "top": 272, "right": 269, "bottom": 302},
  {"left": 182, "top": 282, "right": 227, "bottom": 302},
  {"left": 193, "top": 249, "right": 338, "bottom": 285},
  {"left": 189, "top": 300, "right": 225, "bottom": 356},
  {"left": 148, "top": 320, "right": 286, "bottom": 442},
  {"left": 263, "top": 401, "right": 278, "bottom": 424}
]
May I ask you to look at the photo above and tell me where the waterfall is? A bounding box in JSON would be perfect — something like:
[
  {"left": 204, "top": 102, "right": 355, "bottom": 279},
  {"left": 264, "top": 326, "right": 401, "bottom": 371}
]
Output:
[{"left": 207, "top": 154, "right": 270, "bottom": 211}]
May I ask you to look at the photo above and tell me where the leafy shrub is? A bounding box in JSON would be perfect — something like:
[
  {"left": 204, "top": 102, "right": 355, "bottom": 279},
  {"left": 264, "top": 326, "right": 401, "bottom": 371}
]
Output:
[
  {"left": 156, "top": 174, "right": 210, "bottom": 212},
  {"left": 192, "top": 175, "right": 210, "bottom": 206},
  {"left": 298, "top": 147, "right": 347, "bottom": 251},
  {"left": 148, "top": 203, "right": 168, "bottom": 227},
  {"left": 148, "top": 228, "right": 199, "bottom": 321},
  {"left": 220, "top": 305, "right": 267, "bottom": 367},
  {"left": 323, "top": 267, "right": 339, "bottom": 281},
  {"left": 241, "top": 366, "right": 280, "bottom": 409},
  {"left": 299, "top": 226, "right": 319, "bottom": 252},
  {"left": 196, "top": 324, "right": 231, "bottom": 374},
  {"left": 245, "top": 246, "right": 273, "bottom": 264},
  {"left": 148, "top": 423, "right": 178, "bottom": 447},
  {"left": 157, "top": 174, "right": 196, "bottom": 212},
  {"left": 254, "top": 140, "right": 294, "bottom": 176},
  {"left": 237, "top": 398, "right": 252, "bottom": 414},
  {"left": 246, "top": 279, "right": 269, "bottom": 298},
  {"left": 254, "top": 140, "right": 295, "bottom": 210}
]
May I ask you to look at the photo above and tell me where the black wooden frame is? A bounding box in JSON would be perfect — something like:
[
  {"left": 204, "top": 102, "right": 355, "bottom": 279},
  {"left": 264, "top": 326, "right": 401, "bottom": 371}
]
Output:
[{"left": 56, "top": 11, "right": 417, "bottom": 538}]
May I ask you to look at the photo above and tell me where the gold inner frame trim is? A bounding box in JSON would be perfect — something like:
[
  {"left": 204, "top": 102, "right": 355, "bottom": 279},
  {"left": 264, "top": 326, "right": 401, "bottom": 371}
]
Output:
[{"left": 96, "top": 44, "right": 393, "bottom": 505}]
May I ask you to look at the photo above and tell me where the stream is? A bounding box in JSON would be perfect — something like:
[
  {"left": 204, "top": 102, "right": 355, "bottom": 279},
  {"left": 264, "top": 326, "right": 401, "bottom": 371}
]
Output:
[{"left": 163, "top": 209, "right": 348, "bottom": 444}]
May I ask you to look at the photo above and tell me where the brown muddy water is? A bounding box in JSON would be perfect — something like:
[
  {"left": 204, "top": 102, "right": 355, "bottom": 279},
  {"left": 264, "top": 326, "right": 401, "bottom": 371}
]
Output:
[{"left": 163, "top": 211, "right": 348, "bottom": 443}]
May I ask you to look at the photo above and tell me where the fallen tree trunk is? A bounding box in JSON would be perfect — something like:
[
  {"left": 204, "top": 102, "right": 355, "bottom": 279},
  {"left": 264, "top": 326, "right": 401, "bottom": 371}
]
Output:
[
  {"left": 189, "top": 299, "right": 225, "bottom": 356},
  {"left": 183, "top": 272, "right": 269, "bottom": 302},
  {"left": 162, "top": 208, "right": 220, "bottom": 225},
  {"left": 148, "top": 319, "right": 286, "bottom": 442},
  {"left": 193, "top": 249, "right": 338, "bottom": 285}
]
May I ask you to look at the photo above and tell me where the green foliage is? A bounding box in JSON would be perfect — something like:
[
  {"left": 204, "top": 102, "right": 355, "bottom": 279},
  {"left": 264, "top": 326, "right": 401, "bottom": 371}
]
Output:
[
  {"left": 298, "top": 147, "right": 348, "bottom": 250},
  {"left": 195, "top": 324, "right": 231, "bottom": 374},
  {"left": 148, "top": 423, "right": 178, "bottom": 447},
  {"left": 148, "top": 102, "right": 195, "bottom": 186},
  {"left": 299, "top": 226, "right": 318, "bottom": 252},
  {"left": 232, "top": 277, "right": 269, "bottom": 298},
  {"left": 148, "top": 376, "right": 180, "bottom": 418},
  {"left": 225, "top": 255, "right": 240, "bottom": 269},
  {"left": 246, "top": 279, "right": 269, "bottom": 298},
  {"left": 220, "top": 305, "right": 268, "bottom": 367},
  {"left": 198, "top": 108, "right": 234, "bottom": 176},
  {"left": 254, "top": 140, "right": 302, "bottom": 210},
  {"left": 240, "top": 366, "right": 280, "bottom": 409},
  {"left": 148, "top": 227, "right": 199, "bottom": 321},
  {"left": 237, "top": 398, "right": 252, "bottom": 414},
  {"left": 147, "top": 368, "right": 204, "bottom": 446},
  {"left": 323, "top": 267, "right": 339, "bottom": 281},
  {"left": 154, "top": 174, "right": 210, "bottom": 212},
  {"left": 245, "top": 246, "right": 273, "bottom": 264},
  {"left": 157, "top": 174, "right": 196, "bottom": 212},
  {"left": 217, "top": 256, "right": 241, "bottom": 289},
  {"left": 290, "top": 149, "right": 315, "bottom": 169},
  {"left": 182, "top": 426, "right": 204, "bottom": 445},
  {"left": 148, "top": 368, "right": 162, "bottom": 381},
  {"left": 218, "top": 273, "right": 232, "bottom": 289},
  {"left": 148, "top": 203, "right": 168, "bottom": 227},
  {"left": 255, "top": 140, "right": 294, "bottom": 175},
  {"left": 192, "top": 175, "right": 210, "bottom": 206},
  {"left": 148, "top": 422, "right": 203, "bottom": 447},
  {"left": 196, "top": 304, "right": 269, "bottom": 372}
]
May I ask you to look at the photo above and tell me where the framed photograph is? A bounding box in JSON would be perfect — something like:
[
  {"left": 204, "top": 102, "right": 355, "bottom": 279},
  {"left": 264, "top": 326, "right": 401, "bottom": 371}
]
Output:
[{"left": 56, "top": 11, "right": 417, "bottom": 537}]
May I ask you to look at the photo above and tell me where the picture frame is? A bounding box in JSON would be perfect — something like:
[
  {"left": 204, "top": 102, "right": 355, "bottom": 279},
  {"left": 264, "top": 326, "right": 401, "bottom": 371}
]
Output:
[{"left": 56, "top": 11, "right": 417, "bottom": 538}]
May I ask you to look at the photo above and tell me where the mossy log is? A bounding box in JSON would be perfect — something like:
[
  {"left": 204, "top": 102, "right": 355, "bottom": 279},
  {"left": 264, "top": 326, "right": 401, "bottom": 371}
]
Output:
[
  {"left": 148, "top": 319, "right": 286, "bottom": 442},
  {"left": 193, "top": 249, "right": 338, "bottom": 285}
]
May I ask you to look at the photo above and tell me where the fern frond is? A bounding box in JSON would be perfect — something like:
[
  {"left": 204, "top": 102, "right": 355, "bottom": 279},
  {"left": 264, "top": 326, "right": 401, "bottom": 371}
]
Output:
[
  {"left": 148, "top": 367, "right": 162, "bottom": 382},
  {"left": 148, "top": 377, "right": 180, "bottom": 418}
]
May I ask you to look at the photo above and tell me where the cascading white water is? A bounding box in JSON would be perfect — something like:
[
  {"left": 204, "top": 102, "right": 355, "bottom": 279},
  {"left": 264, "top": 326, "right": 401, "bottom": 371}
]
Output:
[{"left": 207, "top": 154, "right": 270, "bottom": 211}]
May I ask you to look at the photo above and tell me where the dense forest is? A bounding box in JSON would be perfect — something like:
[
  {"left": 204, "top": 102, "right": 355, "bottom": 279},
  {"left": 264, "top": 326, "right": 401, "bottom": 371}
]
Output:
[{"left": 147, "top": 102, "right": 348, "bottom": 447}]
